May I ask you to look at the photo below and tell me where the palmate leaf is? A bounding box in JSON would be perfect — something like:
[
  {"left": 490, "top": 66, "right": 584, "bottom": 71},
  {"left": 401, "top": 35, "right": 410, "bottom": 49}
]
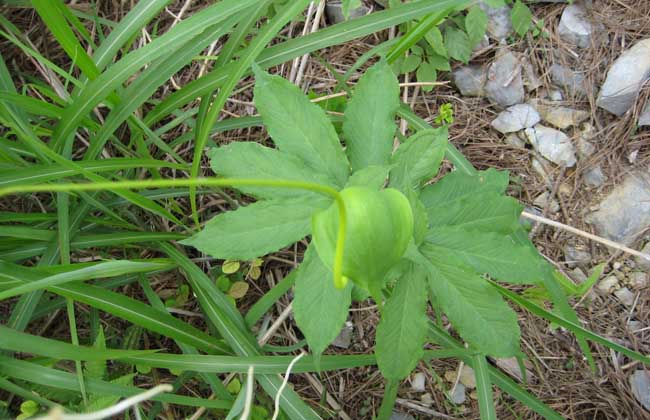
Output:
[
  {"left": 389, "top": 127, "right": 447, "bottom": 192},
  {"left": 253, "top": 68, "right": 349, "bottom": 187},
  {"left": 375, "top": 262, "right": 428, "bottom": 380},
  {"left": 422, "top": 227, "right": 547, "bottom": 284},
  {"left": 415, "top": 252, "right": 520, "bottom": 357},
  {"left": 420, "top": 168, "right": 509, "bottom": 208},
  {"left": 182, "top": 195, "right": 331, "bottom": 260},
  {"left": 292, "top": 247, "right": 352, "bottom": 361},
  {"left": 209, "top": 142, "right": 337, "bottom": 200},
  {"left": 343, "top": 60, "right": 400, "bottom": 171},
  {"left": 427, "top": 191, "right": 522, "bottom": 233}
]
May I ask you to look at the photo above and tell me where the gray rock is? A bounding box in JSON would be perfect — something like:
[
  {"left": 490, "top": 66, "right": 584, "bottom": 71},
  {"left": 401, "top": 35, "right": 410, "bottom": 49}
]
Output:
[
  {"left": 614, "top": 287, "right": 636, "bottom": 306},
  {"left": 583, "top": 166, "right": 607, "bottom": 188},
  {"left": 525, "top": 125, "right": 577, "bottom": 167},
  {"left": 531, "top": 158, "right": 553, "bottom": 186},
  {"left": 459, "top": 365, "right": 476, "bottom": 389},
  {"left": 491, "top": 104, "right": 541, "bottom": 133},
  {"left": 534, "top": 191, "right": 560, "bottom": 213},
  {"left": 325, "top": 1, "right": 369, "bottom": 24},
  {"left": 452, "top": 66, "right": 487, "bottom": 97},
  {"left": 629, "top": 272, "right": 648, "bottom": 289},
  {"left": 640, "top": 103, "right": 650, "bottom": 126},
  {"left": 485, "top": 52, "right": 525, "bottom": 107},
  {"left": 411, "top": 372, "right": 426, "bottom": 392},
  {"left": 479, "top": 1, "right": 513, "bottom": 40},
  {"left": 505, "top": 133, "right": 526, "bottom": 148},
  {"left": 550, "top": 64, "right": 589, "bottom": 97},
  {"left": 630, "top": 370, "right": 650, "bottom": 411},
  {"left": 495, "top": 357, "right": 533, "bottom": 383},
  {"left": 537, "top": 104, "right": 590, "bottom": 129},
  {"left": 449, "top": 383, "right": 466, "bottom": 404},
  {"left": 635, "top": 242, "right": 650, "bottom": 270},
  {"left": 558, "top": 3, "right": 595, "bottom": 48},
  {"left": 523, "top": 60, "right": 543, "bottom": 91},
  {"left": 587, "top": 172, "right": 650, "bottom": 245},
  {"left": 549, "top": 89, "right": 564, "bottom": 101},
  {"left": 597, "top": 38, "right": 650, "bottom": 116},
  {"left": 332, "top": 321, "right": 353, "bottom": 348},
  {"left": 597, "top": 275, "right": 619, "bottom": 294},
  {"left": 564, "top": 244, "right": 592, "bottom": 267},
  {"left": 570, "top": 267, "right": 588, "bottom": 284}
]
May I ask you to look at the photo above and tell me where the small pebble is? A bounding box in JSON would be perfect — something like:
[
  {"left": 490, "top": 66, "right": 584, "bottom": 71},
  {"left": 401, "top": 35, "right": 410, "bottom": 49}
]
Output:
[
  {"left": 411, "top": 372, "right": 426, "bottom": 392},
  {"left": 596, "top": 275, "right": 619, "bottom": 294},
  {"left": 614, "top": 287, "right": 636, "bottom": 306}
]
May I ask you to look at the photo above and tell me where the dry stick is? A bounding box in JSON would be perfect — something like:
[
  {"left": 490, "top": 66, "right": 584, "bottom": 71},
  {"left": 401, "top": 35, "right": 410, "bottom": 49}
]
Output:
[
  {"left": 289, "top": 1, "right": 317, "bottom": 83},
  {"left": 295, "top": 0, "right": 326, "bottom": 88},
  {"left": 520, "top": 211, "right": 650, "bottom": 262}
]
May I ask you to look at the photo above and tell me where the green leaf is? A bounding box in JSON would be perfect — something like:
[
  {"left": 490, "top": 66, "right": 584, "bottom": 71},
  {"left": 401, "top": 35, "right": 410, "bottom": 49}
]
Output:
[
  {"left": 400, "top": 54, "right": 421, "bottom": 73},
  {"left": 253, "top": 68, "right": 349, "bottom": 186},
  {"left": 420, "top": 168, "right": 509, "bottom": 210},
  {"left": 345, "top": 165, "right": 391, "bottom": 190},
  {"left": 422, "top": 227, "right": 547, "bottom": 284},
  {"left": 465, "top": 6, "right": 488, "bottom": 46},
  {"left": 343, "top": 60, "right": 400, "bottom": 171},
  {"left": 375, "top": 262, "right": 428, "bottom": 380},
  {"left": 418, "top": 253, "right": 521, "bottom": 357},
  {"left": 390, "top": 127, "right": 447, "bottom": 191},
  {"left": 208, "top": 143, "right": 336, "bottom": 199},
  {"left": 416, "top": 61, "right": 437, "bottom": 92},
  {"left": 84, "top": 327, "right": 107, "bottom": 381},
  {"left": 182, "top": 196, "right": 330, "bottom": 260},
  {"left": 311, "top": 187, "right": 413, "bottom": 294},
  {"left": 293, "top": 247, "right": 352, "bottom": 360},
  {"left": 511, "top": 0, "right": 533, "bottom": 37},
  {"left": 425, "top": 26, "right": 448, "bottom": 57},
  {"left": 443, "top": 26, "right": 472, "bottom": 63},
  {"left": 0, "top": 325, "right": 156, "bottom": 361},
  {"left": 427, "top": 192, "right": 523, "bottom": 234},
  {"left": 0, "top": 260, "right": 174, "bottom": 300},
  {"left": 473, "top": 354, "right": 497, "bottom": 420}
]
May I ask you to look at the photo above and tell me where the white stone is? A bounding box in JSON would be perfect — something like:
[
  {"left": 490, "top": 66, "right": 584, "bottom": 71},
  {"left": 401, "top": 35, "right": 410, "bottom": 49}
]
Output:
[
  {"left": 485, "top": 52, "right": 525, "bottom": 107},
  {"left": 629, "top": 272, "right": 648, "bottom": 289},
  {"left": 479, "top": 1, "right": 513, "bottom": 40},
  {"left": 459, "top": 365, "right": 476, "bottom": 389},
  {"left": 550, "top": 64, "right": 589, "bottom": 97},
  {"left": 491, "top": 104, "right": 541, "bottom": 133},
  {"left": 453, "top": 66, "right": 487, "bottom": 97},
  {"left": 614, "top": 287, "right": 636, "bottom": 306},
  {"left": 411, "top": 372, "right": 426, "bottom": 392},
  {"left": 583, "top": 166, "right": 606, "bottom": 188},
  {"left": 587, "top": 172, "right": 650, "bottom": 245},
  {"left": 596, "top": 275, "right": 618, "bottom": 294},
  {"left": 538, "top": 105, "right": 590, "bottom": 129},
  {"left": 533, "top": 191, "right": 560, "bottom": 212},
  {"left": 558, "top": 4, "right": 595, "bottom": 48},
  {"left": 597, "top": 38, "right": 650, "bottom": 116},
  {"left": 525, "top": 125, "right": 577, "bottom": 167},
  {"left": 450, "top": 383, "right": 466, "bottom": 404},
  {"left": 332, "top": 321, "right": 353, "bottom": 348},
  {"left": 640, "top": 103, "right": 650, "bottom": 126},
  {"left": 325, "top": 2, "right": 369, "bottom": 24},
  {"left": 630, "top": 370, "right": 650, "bottom": 411}
]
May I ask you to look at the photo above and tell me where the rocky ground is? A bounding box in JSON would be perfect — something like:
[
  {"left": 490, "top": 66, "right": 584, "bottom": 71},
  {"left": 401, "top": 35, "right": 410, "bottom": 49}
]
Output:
[{"left": 320, "top": 0, "right": 650, "bottom": 418}]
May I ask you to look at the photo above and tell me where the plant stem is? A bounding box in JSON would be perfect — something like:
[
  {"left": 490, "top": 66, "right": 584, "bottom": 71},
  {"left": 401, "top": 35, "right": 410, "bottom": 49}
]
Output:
[
  {"left": 377, "top": 379, "right": 399, "bottom": 420},
  {"left": 0, "top": 177, "right": 348, "bottom": 289}
]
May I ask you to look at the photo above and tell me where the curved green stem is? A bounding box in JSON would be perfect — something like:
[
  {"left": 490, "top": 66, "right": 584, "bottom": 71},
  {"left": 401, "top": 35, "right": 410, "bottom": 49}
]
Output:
[{"left": 0, "top": 177, "right": 348, "bottom": 289}]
